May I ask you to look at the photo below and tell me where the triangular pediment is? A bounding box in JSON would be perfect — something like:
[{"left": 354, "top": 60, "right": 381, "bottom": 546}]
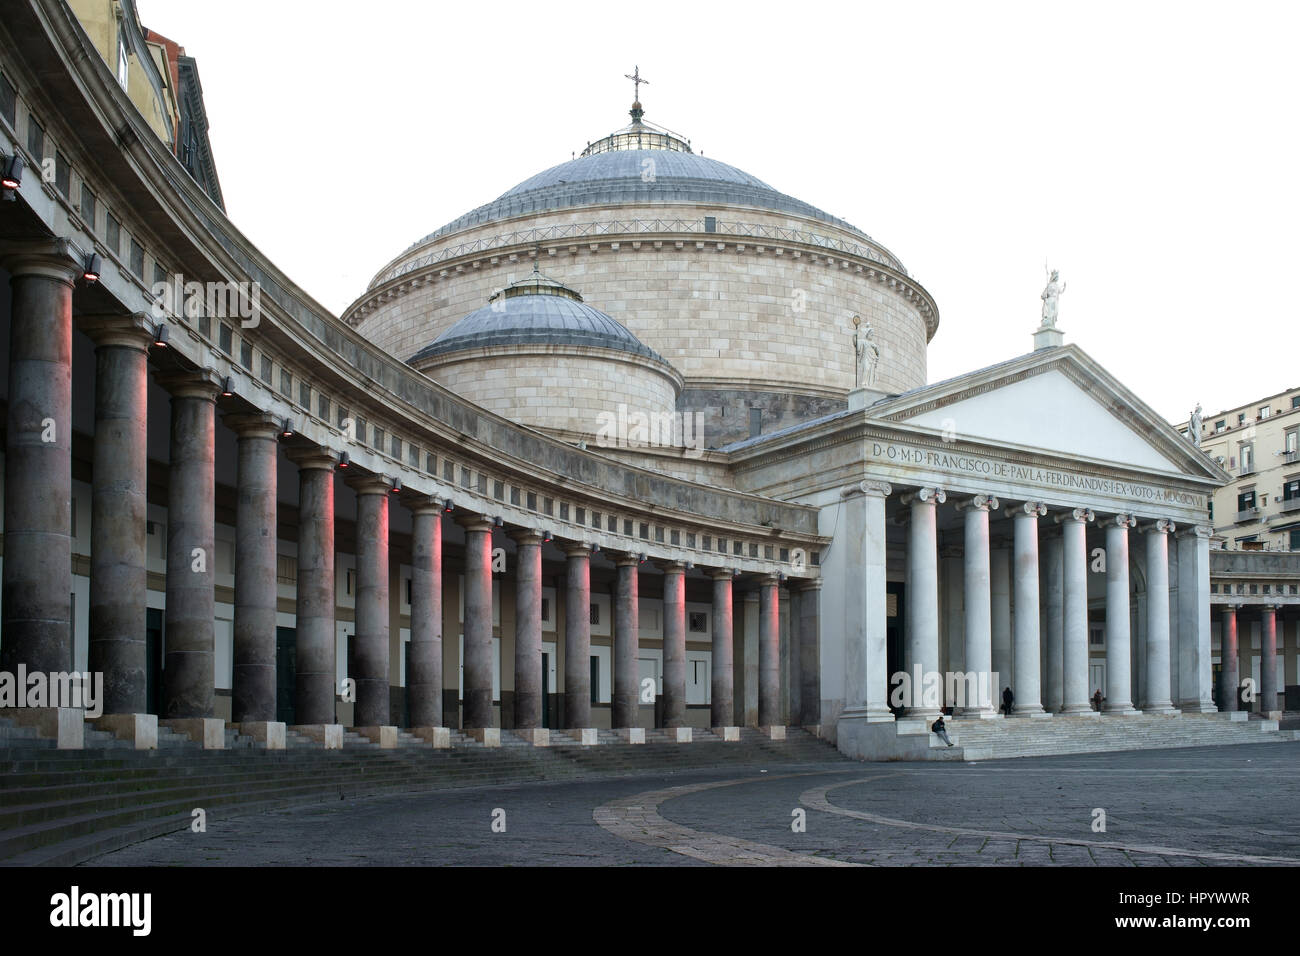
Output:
[{"left": 873, "top": 346, "right": 1226, "bottom": 481}]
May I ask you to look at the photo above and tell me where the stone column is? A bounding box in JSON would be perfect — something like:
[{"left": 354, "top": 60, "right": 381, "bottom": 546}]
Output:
[
  {"left": 1, "top": 246, "right": 79, "bottom": 677},
  {"left": 288, "top": 451, "right": 336, "bottom": 725},
  {"left": 903, "top": 487, "right": 945, "bottom": 717},
  {"left": 1176, "top": 525, "right": 1216, "bottom": 712},
  {"left": 512, "top": 530, "right": 544, "bottom": 730},
  {"left": 990, "top": 542, "right": 1012, "bottom": 700},
  {"left": 957, "top": 494, "right": 998, "bottom": 716},
  {"left": 1218, "top": 603, "right": 1239, "bottom": 713},
  {"left": 1261, "top": 605, "right": 1280, "bottom": 716},
  {"left": 563, "top": 544, "right": 592, "bottom": 728},
  {"left": 659, "top": 561, "right": 688, "bottom": 727},
  {"left": 757, "top": 574, "right": 781, "bottom": 727},
  {"left": 709, "top": 569, "right": 734, "bottom": 728},
  {"left": 840, "top": 481, "right": 894, "bottom": 730},
  {"left": 1007, "top": 501, "right": 1047, "bottom": 715},
  {"left": 407, "top": 498, "right": 444, "bottom": 728},
  {"left": 224, "top": 413, "right": 281, "bottom": 724},
  {"left": 459, "top": 516, "right": 495, "bottom": 730},
  {"left": 1056, "top": 507, "right": 1094, "bottom": 715},
  {"left": 1103, "top": 514, "right": 1138, "bottom": 713},
  {"left": 156, "top": 371, "right": 222, "bottom": 719},
  {"left": 612, "top": 555, "right": 640, "bottom": 728},
  {"left": 1043, "top": 530, "right": 1064, "bottom": 712},
  {"left": 83, "top": 316, "right": 154, "bottom": 716},
  {"left": 348, "top": 475, "right": 391, "bottom": 728},
  {"left": 1142, "top": 519, "right": 1177, "bottom": 713},
  {"left": 795, "top": 580, "right": 822, "bottom": 726}
]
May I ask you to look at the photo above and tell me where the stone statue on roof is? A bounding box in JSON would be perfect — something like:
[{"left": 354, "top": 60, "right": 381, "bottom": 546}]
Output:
[
  {"left": 1040, "top": 266, "right": 1066, "bottom": 329},
  {"left": 852, "top": 315, "right": 879, "bottom": 389},
  {"left": 1189, "top": 403, "right": 1203, "bottom": 448}
]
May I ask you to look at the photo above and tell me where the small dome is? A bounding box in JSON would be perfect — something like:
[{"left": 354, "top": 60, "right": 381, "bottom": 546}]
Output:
[{"left": 409, "top": 271, "right": 666, "bottom": 364}]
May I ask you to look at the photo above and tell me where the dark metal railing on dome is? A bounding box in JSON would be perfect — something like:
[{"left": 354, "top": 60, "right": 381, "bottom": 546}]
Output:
[{"left": 369, "top": 217, "right": 907, "bottom": 289}]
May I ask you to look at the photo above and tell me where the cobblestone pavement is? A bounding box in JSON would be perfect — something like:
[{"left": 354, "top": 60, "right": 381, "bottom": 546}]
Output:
[{"left": 86, "top": 742, "right": 1300, "bottom": 866}]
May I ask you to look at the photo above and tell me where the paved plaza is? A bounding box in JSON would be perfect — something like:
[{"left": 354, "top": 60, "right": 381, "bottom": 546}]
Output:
[{"left": 85, "top": 741, "right": 1300, "bottom": 866}]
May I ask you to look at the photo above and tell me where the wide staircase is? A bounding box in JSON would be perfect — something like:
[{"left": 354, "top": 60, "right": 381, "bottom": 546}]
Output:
[
  {"left": 0, "top": 718, "right": 840, "bottom": 866},
  {"left": 916, "top": 710, "right": 1300, "bottom": 761}
]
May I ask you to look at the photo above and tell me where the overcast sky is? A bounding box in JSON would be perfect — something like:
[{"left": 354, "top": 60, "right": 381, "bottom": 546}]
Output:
[{"left": 137, "top": 0, "right": 1299, "bottom": 426}]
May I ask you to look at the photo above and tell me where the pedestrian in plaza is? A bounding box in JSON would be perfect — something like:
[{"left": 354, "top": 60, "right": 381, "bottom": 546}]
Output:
[
  {"left": 1002, "top": 686, "right": 1014, "bottom": 716},
  {"left": 1092, "top": 689, "right": 1103, "bottom": 711},
  {"left": 931, "top": 714, "right": 954, "bottom": 747}
]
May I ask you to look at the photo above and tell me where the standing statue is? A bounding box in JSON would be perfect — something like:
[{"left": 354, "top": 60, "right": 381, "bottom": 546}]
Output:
[
  {"left": 1189, "top": 403, "right": 1203, "bottom": 448},
  {"left": 852, "top": 315, "right": 879, "bottom": 389},
  {"left": 1040, "top": 266, "right": 1066, "bottom": 329}
]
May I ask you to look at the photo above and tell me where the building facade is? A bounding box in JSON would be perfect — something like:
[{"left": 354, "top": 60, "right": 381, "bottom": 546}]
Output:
[{"left": 0, "top": 0, "right": 1279, "bottom": 759}]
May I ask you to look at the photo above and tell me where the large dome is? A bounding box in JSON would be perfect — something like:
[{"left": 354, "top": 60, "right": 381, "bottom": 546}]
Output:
[{"left": 407, "top": 150, "right": 888, "bottom": 259}]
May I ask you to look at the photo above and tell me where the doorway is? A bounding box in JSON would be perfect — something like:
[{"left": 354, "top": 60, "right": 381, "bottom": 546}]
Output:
[{"left": 275, "top": 627, "right": 296, "bottom": 724}]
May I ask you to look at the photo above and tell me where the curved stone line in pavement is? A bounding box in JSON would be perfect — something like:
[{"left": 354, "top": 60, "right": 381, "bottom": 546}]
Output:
[
  {"left": 800, "top": 778, "right": 1300, "bottom": 866},
  {"left": 593, "top": 772, "right": 866, "bottom": 867}
]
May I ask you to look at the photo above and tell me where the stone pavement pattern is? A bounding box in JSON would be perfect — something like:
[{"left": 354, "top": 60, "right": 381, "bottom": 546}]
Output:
[{"left": 86, "top": 742, "right": 1300, "bottom": 866}]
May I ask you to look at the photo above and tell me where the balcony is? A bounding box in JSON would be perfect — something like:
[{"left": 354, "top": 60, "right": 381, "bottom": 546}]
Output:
[
  {"left": 1284, "top": 449, "right": 1300, "bottom": 465},
  {"left": 1282, "top": 497, "right": 1300, "bottom": 515},
  {"left": 1235, "top": 507, "right": 1262, "bottom": 523}
]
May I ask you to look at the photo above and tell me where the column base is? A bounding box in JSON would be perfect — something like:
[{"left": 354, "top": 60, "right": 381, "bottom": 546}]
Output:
[
  {"left": 955, "top": 710, "right": 1001, "bottom": 720},
  {"left": 161, "top": 717, "right": 225, "bottom": 749},
  {"left": 1057, "top": 705, "right": 1094, "bottom": 716},
  {"left": 233, "top": 720, "right": 286, "bottom": 749},
  {"left": 801, "top": 724, "right": 822, "bottom": 738},
  {"left": 410, "top": 726, "right": 451, "bottom": 748},
  {"left": 513, "top": 728, "right": 549, "bottom": 746},
  {"left": 839, "top": 705, "right": 896, "bottom": 724},
  {"left": 291, "top": 724, "right": 343, "bottom": 749},
  {"left": 566, "top": 728, "right": 598, "bottom": 745},
  {"left": 667, "top": 727, "right": 692, "bottom": 743},
  {"left": 0, "top": 707, "right": 85, "bottom": 749},
  {"left": 95, "top": 713, "right": 158, "bottom": 749},
  {"left": 616, "top": 727, "right": 646, "bottom": 744},
  {"left": 466, "top": 727, "right": 501, "bottom": 747},
  {"left": 1178, "top": 701, "right": 1219, "bottom": 714},
  {"left": 354, "top": 725, "right": 398, "bottom": 748},
  {"left": 712, "top": 726, "right": 740, "bottom": 741},
  {"left": 1142, "top": 704, "right": 1179, "bottom": 715},
  {"left": 1009, "top": 708, "right": 1053, "bottom": 718},
  {"left": 1262, "top": 710, "right": 1283, "bottom": 721},
  {"left": 759, "top": 725, "right": 786, "bottom": 740},
  {"left": 1102, "top": 706, "right": 1141, "bottom": 716}
]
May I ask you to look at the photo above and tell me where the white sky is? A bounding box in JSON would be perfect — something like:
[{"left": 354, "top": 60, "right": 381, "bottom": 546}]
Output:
[{"left": 137, "top": 0, "right": 1300, "bottom": 426}]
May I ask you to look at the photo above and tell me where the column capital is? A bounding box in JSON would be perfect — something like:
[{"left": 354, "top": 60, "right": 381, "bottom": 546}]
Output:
[
  {"left": 285, "top": 447, "right": 338, "bottom": 472},
  {"left": 754, "top": 573, "right": 780, "bottom": 587},
  {"left": 1175, "top": 524, "right": 1213, "bottom": 539},
  {"left": 656, "top": 559, "right": 687, "bottom": 574},
  {"left": 346, "top": 473, "right": 394, "bottom": 497},
  {"left": 1053, "top": 507, "right": 1095, "bottom": 525},
  {"left": 1005, "top": 501, "right": 1047, "bottom": 518},
  {"left": 1101, "top": 513, "right": 1137, "bottom": 529},
  {"left": 223, "top": 411, "right": 283, "bottom": 440},
  {"left": 956, "top": 493, "right": 999, "bottom": 512},
  {"left": 455, "top": 513, "right": 495, "bottom": 534},
  {"left": 155, "top": 368, "right": 223, "bottom": 401},
  {"left": 403, "top": 495, "right": 445, "bottom": 517},
  {"left": 706, "top": 566, "right": 734, "bottom": 581},
  {"left": 843, "top": 479, "right": 892, "bottom": 499},
  {"left": 0, "top": 238, "right": 81, "bottom": 284},
  {"left": 508, "top": 527, "right": 545, "bottom": 546},
  {"left": 900, "top": 486, "right": 945, "bottom": 506},
  {"left": 1141, "top": 518, "right": 1177, "bottom": 535},
  {"left": 78, "top": 312, "right": 155, "bottom": 351},
  {"left": 562, "top": 541, "right": 593, "bottom": 558},
  {"left": 789, "top": 577, "right": 823, "bottom": 592}
]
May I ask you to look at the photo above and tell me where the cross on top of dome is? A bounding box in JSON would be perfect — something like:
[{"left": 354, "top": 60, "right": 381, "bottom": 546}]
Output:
[{"left": 579, "top": 67, "right": 692, "bottom": 157}]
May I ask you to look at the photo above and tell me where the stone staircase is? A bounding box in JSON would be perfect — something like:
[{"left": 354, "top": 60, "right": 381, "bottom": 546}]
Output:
[
  {"left": 0, "top": 719, "right": 842, "bottom": 866},
  {"left": 918, "top": 711, "right": 1300, "bottom": 761}
]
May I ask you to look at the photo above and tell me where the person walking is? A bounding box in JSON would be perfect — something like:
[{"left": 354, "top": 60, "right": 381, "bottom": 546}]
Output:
[{"left": 1001, "top": 686, "right": 1014, "bottom": 716}]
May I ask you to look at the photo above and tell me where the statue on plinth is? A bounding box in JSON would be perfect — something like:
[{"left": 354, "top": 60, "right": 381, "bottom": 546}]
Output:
[
  {"left": 1189, "top": 403, "right": 1203, "bottom": 448},
  {"left": 852, "top": 315, "right": 879, "bottom": 389},
  {"left": 1040, "top": 266, "right": 1066, "bottom": 329}
]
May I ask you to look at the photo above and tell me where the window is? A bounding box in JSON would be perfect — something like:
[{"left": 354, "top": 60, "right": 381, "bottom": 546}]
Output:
[
  {"left": 53, "top": 151, "right": 69, "bottom": 198},
  {"left": 317, "top": 393, "right": 330, "bottom": 420},
  {"left": 589, "top": 603, "right": 600, "bottom": 626},
  {"left": 26, "top": 114, "right": 43, "bottom": 159},
  {"left": 390, "top": 435, "right": 401, "bottom": 458},
  {"left": 279, "top": 368, "right": 292, "bottom": 397},
  {"left": 1240, "top": 443, "right": 1254, "bottom": 474},
  {"left": 1214, "top": 419, "right": 1226, "bottom": 433},
  {"left": 1237, "top": 413, "right": 1246, "bottom": 425},
  {"left": 299, "top": 380, "right": 311, "bottom": 409},
  {"left": 373, "top": 425, "right": 384, "bottom": 450},
  {"left": 218, "top": 323, "right": 232, "bottom": 355},
  {"left": 116, "top": 33, "right": 129, "bottom": 89},
  {"left": 1293, "top": 396, "right": 1300, "bottom": 410},
  {"left": 355, "top": 417, "right": 367, "bottom": 445},
  {"left": 79, "top": 185, "right": 95, "bottom": 227},
  {"left": 410, "top": 446, "right": 421, "bottom": 468},
  {"left": 1238, "top": 489, "right": 1256, "bottom": 511},
  {"left": 590, "top": 657, "right": 600, "bottom": 704},
  {"left": 240, "top": 341, "right": 252, "bottom": 370},
  {"left": 0, "top": 72, "right": 15, "bottom": 128},
  {"left": 260, "top": 355, "right": 273, "bottom": 385},
  {"left": 1290, "top": 529, "right": 1300, "bottom": 550},
  {"left": 689, "top": 612, "right": 707, "bottom": 633},
  {"left": 1284, "top": 478, "right": 1300, "bottom": 502},
  {"left": 129, "top": 238, "right": 144, "bottom": 278},
  {"left": 152, "top": 263, "right": 167, "bottom": 288},
  {"left": 1286, "top": 429, "right": 1298, "bottom": 455},
  {"left": 105, "top": 214, "right": 120, "bottom": 256},
  {"left": 1260, "top": 406, "right": 1271, "bottom": 419}
]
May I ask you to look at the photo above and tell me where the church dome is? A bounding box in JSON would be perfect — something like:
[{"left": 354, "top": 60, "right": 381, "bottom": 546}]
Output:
[{"left": 410, "top": 270, "right": 665, "bottom": 364}]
